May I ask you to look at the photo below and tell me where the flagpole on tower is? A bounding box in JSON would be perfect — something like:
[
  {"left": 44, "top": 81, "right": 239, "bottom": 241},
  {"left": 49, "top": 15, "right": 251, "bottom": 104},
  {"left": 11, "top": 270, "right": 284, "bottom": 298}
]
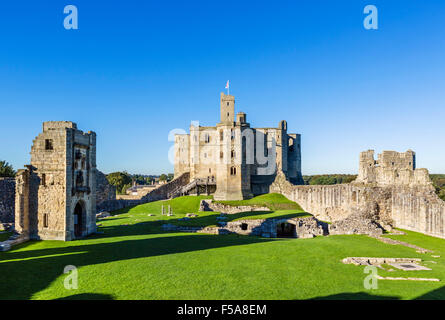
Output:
[{"left": 226, "top": 80, "right": 230, "bottom": 95}]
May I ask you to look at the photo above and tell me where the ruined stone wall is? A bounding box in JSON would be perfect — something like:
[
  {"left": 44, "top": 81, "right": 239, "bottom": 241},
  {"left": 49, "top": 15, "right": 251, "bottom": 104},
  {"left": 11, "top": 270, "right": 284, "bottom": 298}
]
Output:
[
  {"left": 96, "top": 199, "right": 143, "bottom": 213},
  {"left": 0, "top": 178, "right": 15, "bottom": 223},
  {"left": 391, "top": 186, "right": 445, "bottom": 239},
  {"left": 96, "top": 170, "right": 116, "bottom": 210},
  {"left": 271, "top": 172, "right": 364, "bottom": 222},
  {"left": 141, "top": 172, "right": 190, "bottom": 202},
  {"left": 271, "top": 164, "right": 445, "bottom": 239},
  {"left": 199, "top": 199, "right": 269, "bottom": 214},
  {"left": 97, "top": 172, "right": 190, "bottom": 212},
  {"left": 356, "top": 149, "right": 430, "bottom": 187}
]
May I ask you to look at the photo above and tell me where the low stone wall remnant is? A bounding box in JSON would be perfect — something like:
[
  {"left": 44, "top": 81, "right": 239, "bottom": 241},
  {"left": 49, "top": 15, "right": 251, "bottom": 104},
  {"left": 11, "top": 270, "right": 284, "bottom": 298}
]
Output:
[{"left": 199, "top": 199, "right": 270, "bottom": 214}]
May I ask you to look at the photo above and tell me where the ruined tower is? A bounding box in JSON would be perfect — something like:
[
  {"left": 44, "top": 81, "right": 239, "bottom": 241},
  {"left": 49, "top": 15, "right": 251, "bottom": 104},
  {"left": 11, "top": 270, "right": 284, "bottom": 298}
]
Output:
[
  {"left": 356, "top": 149, "right": 430, "bottom": 187},
  {"left": 15, "top": 121, "right": 97, "bottom": 241}
]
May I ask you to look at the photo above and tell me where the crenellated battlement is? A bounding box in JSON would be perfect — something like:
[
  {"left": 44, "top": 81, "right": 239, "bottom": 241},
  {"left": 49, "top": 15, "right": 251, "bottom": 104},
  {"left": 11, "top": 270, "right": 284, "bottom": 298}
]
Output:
[{"left": 355, "top": 149, "right": 431, "bottom": 187}]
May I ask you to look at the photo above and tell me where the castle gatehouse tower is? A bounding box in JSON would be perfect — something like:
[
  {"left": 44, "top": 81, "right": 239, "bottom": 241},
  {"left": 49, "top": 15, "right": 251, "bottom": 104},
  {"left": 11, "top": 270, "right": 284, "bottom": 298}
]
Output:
[{"left": 15, "top": 121, "right": 97, "bottom": 241}]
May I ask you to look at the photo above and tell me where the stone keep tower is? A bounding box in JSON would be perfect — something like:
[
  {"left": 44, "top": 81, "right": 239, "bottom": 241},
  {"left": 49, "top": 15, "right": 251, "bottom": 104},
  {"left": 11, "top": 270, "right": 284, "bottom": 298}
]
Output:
[
  {"left": 220, "top": 92, "right": 235, "bottom": 124},
  {"left": 214, "top": 93, "right": 253, "bottom": 200},
  {"left": 173, "top": 92, "right": 303, "bottom": 200},
  {"left": 15, "top": 121, "right": 97, "bottom": 241}
]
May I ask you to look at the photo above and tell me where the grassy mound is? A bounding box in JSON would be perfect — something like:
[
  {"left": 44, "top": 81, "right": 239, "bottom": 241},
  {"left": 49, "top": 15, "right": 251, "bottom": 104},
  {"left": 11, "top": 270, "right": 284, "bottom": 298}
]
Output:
[
  {"left": 109, "top": 195, "right": 308, "bottom": 229},
  {"left": 113, "top": 195, "right": 211, "bottom": 216},
  {"left": 214, "top": 193, "right": 302, "bottom": 211}
]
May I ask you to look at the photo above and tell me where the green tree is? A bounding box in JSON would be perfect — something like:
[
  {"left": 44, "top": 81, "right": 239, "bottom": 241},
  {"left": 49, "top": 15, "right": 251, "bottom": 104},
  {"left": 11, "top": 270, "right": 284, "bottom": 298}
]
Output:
[
  {"left": 0, "top": 160, "right": 15, "bottom": 178},
  {"left": 121, "top": 183, "right": 133, "bottom": 195},
  {"left": 159, "top": 174, "right": 167, "bottom": 181},
  {"left": 106, "top": 172, "right": 132, "bottom": 194},
  {"left": 439, "top": 190, "right": 445, "bottom": 202},
  {"left": 305, "top": 174, "right": 358, "bottom": 185}
]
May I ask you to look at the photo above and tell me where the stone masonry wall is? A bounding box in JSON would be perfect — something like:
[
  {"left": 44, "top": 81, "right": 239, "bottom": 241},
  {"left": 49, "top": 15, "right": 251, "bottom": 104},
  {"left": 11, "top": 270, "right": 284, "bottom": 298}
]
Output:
[
  {"left": 0, "top": 178, "right": 15, "bottom": 223},
  {"left": 97, "top": 172, "right": 190, "bottom": 212},
  {"left": 162, "top": 216, "right": 328, "bottom": 238},
  {"left": 271, "top": 171, "right": 360, "bottom": 222},
  {"left": 199, "top": 199, "right": 269, "bottom": 214},
  {"left": 391, "top": 186, "right": 445, "bottom": 239},
  {"left": 1, "top": 170, "right": 117, "bottom": 225},
  {"left": 223, "top": 216, "right": 328, "bottom": 238},
  {"left": 96, "top": 170, "right": 116, "bottom": 211},
  {"left": 271, "top": 169, "right": 445, "bottom": 239},
  {"left": 140, "top": 172, "right": 190, "bottom": 202}
]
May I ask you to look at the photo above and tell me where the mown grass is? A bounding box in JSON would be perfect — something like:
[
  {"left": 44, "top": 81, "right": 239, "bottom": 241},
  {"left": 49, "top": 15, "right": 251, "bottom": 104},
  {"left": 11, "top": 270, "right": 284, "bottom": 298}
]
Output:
[
  {"left": 214, "top": 193, "right": 302, "bottom": 211},
  {"left": 109, "top": 194, "right": 309, "bottom": 229},
  {"left": 112, "top": 195, "right": 212, "bottom": 216},
  {"left": 1, "top": 196, "right": 445, "bottom": 300}
]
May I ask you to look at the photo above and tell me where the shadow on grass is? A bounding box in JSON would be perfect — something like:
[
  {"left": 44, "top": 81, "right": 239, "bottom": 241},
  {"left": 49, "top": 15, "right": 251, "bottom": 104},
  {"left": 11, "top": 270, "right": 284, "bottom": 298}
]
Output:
[
  {"left": 56, "top": 293, "right": 115, "bottom": 300},
  {"left": 0, "top": 232, "right": 12, "bottom": 242},
  {"left": 311, "top": 285, "right": 445, "bottom": 300},
  {"left": 310, "top": 292, "right": 400, "bottom": 300},
  {"left": 415, "top": 286, "right": 445, "bottom": 300},
  {"left": 0, "top": 231, "right": 276, "bottom": 300}
]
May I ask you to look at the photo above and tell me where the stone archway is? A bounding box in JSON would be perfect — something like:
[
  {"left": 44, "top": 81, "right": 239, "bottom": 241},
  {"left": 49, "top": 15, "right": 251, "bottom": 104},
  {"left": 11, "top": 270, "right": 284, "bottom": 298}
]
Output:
[
  {"left": 73, "top": 201, "right": 85, "bottom": 238},
  {"left": 276, "top": 221, "right": 296, "bottom": 238}
]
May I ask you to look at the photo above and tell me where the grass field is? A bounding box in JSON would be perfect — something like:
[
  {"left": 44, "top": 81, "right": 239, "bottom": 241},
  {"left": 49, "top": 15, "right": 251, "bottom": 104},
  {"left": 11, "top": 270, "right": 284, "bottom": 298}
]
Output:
[
  {"left": 1, "top": 194, "right": 445, "bottom": 300},
  {"left": 214, "top": 193, "right": 303, "bottom": 211}
]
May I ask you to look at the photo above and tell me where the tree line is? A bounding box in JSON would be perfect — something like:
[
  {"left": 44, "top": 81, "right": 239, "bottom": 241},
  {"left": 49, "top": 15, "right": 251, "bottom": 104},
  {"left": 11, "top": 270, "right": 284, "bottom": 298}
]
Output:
[
  {"left": 0, "top": 161, "right": 15, "bottom": 178},
  {"left": 302, "top": 174, "right": 357, "bottom": 185},
  {"left": 106, "top": 172, "right": 174, "bottom": 195},
  {"left": 431, "top": 174, "right": 445, "bottom": 201}
]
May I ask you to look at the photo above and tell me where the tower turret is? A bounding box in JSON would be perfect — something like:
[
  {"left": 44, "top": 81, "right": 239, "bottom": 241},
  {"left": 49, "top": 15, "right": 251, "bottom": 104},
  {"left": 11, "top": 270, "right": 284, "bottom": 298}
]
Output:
[{"left": 220, "top": 92, "right": 235, "bottom": 124}]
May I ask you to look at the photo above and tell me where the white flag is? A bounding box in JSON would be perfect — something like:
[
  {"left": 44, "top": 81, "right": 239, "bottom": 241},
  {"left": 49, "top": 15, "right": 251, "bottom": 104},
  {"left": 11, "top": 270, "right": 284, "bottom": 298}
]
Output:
[{"left": 225, "top": 80, "right": 229, "bottom": 89}]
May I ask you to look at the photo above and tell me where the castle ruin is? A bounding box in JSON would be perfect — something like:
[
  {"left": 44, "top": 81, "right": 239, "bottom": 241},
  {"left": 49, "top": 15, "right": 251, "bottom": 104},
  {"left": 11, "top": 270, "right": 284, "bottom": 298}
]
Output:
[
  {"left": 174, "top": 92, "right": 303, "bottom": 200},
  {"left": 14, "top": 121, "right": 97, "bottom": 241},
  {"left": 271, "top": 149, "right": 445, "bottom": 239},
  {"left": 356, "top": 149, "right": 431, "bottom": 187}
]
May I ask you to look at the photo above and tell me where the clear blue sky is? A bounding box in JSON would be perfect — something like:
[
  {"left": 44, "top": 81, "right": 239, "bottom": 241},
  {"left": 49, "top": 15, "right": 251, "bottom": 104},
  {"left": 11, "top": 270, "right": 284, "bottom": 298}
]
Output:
[{"left": 0, "top": 1, "right": 444, "bottom": 175}]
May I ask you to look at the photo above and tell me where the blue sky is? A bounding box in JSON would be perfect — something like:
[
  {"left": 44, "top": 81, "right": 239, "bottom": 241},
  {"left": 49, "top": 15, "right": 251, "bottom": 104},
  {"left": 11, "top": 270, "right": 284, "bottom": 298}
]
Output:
[{"left": 0, "top": 1, "right": 444, "bottom": 175}]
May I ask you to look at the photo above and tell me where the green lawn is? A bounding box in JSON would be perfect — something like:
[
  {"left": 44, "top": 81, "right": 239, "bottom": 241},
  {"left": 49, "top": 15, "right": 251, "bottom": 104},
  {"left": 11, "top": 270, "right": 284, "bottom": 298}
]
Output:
[
  {"left": 110, "top": 194, "right": 309, "bottom": 228},
  {"left": 214, "top": 193, "right": 303, "bottom": 211},
  {"left": 1, "top": 195, "right": 445, "bottom": 300}
]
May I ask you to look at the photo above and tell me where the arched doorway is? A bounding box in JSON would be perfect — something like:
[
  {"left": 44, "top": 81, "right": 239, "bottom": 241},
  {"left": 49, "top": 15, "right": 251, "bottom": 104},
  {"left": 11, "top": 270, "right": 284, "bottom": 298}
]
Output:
[
  {"left": 73, "top": 201, "right": 84, "bottom": 238},
  {"left": 276, "top": 222, "right": 296, "bottom": 238}
]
